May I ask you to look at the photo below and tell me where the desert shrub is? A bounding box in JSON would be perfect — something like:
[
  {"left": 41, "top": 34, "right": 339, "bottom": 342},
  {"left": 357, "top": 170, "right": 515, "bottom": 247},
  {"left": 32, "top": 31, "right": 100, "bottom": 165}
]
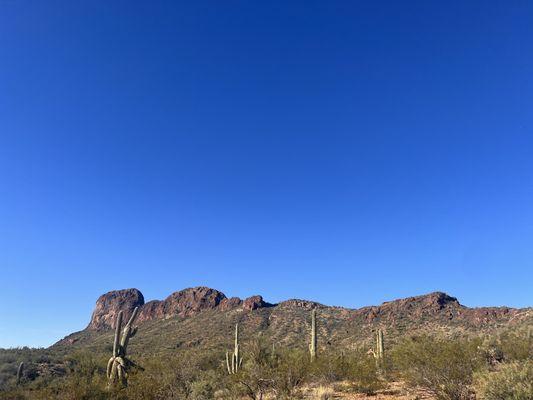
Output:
[
  {"left": 189, "top": 379, "right": 215, "bottom": 400},
  {"left": 495, "top": 327, "right": 532, "bottom": 362},
  {"left": 269, "top": 349, "right": 310, "bottom": 399},
  {"left": 307, "top": 349, "right": 383, "bottom": 395},
  {"left": 477, "top": 337, "right": 505, "bottom": 367},
  {"left": 233, "top": 339, "right": 275, "bottom": 400},
  {"left": 225, "top": 338, "right": 311, "bottom": 400},
  {"left": 123, "top": 352, "right": 226, "bottom": 400},
  {"left": 308, "top": 352, "right": 349, "bottom": 383},
  {"left": 314, "top": 385, "right": 334, "bottom": 400},
  {"left": 348, "top": 355, "right": 384, "bottom": 395},
  {"left": 0, "top": 347, "right": 62, "bottom": 390},
  {"left": 0, "top": 392, "right": 27, "bottom": 400},
  {"left": 65, "top": 351, "right": 107, "bottom": 379},
  {"left": 391, "top": 335, "right": 481, "bottom": 400},
  {"left": 33, "top": 352, "right": 109, "bottom": 400},
  {"left": 474, "top": 360, "right": 533, "bottom": 400}
]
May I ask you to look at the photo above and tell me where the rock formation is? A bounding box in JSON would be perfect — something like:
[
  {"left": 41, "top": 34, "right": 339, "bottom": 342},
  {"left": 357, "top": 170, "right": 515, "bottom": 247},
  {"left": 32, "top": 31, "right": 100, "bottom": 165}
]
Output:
[{"left": 88, "top": 287, "right": 273, "bottom": 331}]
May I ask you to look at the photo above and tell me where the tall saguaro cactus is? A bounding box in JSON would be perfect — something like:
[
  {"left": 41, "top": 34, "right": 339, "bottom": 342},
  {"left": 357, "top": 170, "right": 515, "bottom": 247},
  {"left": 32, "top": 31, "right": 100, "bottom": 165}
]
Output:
[
  {"left": 374, "top": 329, "right": 384, "bottom": 364},
  {"left": 107, "top": 307, "right": 139, "bottom": 388},
  {"left": 309, "top": 308, "right": 317, "bottom": 361},
  {"left": 226, "top": 323, "right": 243, "bottom": 374},
  {"left": 16, "top": 362, "right": 24, "bottom": 385}
]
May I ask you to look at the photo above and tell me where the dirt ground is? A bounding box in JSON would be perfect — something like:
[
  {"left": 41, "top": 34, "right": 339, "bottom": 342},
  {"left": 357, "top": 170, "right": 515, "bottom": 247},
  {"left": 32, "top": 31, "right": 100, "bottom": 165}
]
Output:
[{"left": 300, "top": 381, "right": 435, "bottom": 399}]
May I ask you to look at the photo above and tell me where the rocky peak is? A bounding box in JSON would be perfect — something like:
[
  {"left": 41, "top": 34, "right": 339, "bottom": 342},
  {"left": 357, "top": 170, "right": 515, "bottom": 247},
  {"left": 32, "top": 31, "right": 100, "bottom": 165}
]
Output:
[
  {"left": 159, "top": 286, "right": 227, "bottom": 317},
  {"left": 243, "top": 295, "right": 272, "bottom": 310},
  {"left": 423, "top": 292, "right": 460, "bottom": 308},
  {"left": 361, "top": 291, "right": 463, "bottom": 323},
  {"left": 87, "top": 288, "right": 144, "bottom": 330},
  {"left": 381, "top": 291, "right": 460, "bottom": 309},
  {"left": 278, "top": 299, "right": 323, "bottom": 309},
  {"left": 88, "top": 287, "right": 273, "bottom": 331}
]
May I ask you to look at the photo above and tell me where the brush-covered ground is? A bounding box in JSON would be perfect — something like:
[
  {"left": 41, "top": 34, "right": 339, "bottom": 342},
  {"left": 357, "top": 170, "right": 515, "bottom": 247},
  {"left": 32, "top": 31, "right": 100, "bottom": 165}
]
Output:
[{"left": 1, "top": 326, "right": 531, "bottom": 400}]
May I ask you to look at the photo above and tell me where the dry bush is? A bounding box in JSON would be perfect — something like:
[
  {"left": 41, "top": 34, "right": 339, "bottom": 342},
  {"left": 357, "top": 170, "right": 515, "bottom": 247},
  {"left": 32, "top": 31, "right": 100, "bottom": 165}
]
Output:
[
  {"left": 314, "top": 385, "right": 334, "bottom": 400},
  {"left": 492, "top": 326, "right": 532, "bottom": 363},
  {"left": 474, "top": 360, "right": 533, "bottom": 400}
]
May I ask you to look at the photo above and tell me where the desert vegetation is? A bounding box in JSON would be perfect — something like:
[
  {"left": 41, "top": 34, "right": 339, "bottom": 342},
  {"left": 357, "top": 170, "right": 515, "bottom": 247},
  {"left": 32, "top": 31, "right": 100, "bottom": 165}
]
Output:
[{"left": 1, "top": 308, "right": 531, "bottom": 399}]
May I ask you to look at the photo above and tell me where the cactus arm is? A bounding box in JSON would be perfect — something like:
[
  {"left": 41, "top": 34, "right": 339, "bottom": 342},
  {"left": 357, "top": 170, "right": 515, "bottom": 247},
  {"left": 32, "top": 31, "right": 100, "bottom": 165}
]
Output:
[
  {"left": 106, "top": 357, "right": 114, "bottom": 378},
  {"left": 110, "top": 361, "right": 118, "bottom": 384},
  {"left": 117, "top": 364, "right": 124, "bottom": 384},
  {"left": 16, "top": 362, "right": 24, "bottom": 385},
  {"left": 113, "top": 311, "right": 123, "bottom": 357},
  {"left": 120, "top": 307, "right": 139, "bottom": 353},
  {"left": 226, "top": 351, "right": 231, "bottom": 374}
]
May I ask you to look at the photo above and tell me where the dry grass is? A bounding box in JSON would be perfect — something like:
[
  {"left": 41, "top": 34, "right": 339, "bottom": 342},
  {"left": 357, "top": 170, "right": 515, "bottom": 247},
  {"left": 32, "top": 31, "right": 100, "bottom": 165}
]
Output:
[{"left": 314, "top": 385, "right": 335, "bottom": 399}]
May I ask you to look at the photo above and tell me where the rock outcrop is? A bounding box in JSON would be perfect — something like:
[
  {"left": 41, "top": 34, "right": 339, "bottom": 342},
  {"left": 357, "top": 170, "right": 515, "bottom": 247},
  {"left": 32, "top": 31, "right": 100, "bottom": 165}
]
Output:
[
  {"left": 87, "top": 287, "right": 272, "bottom": 330},
  {"left": 137, "top": 287, "right": 227, "bottom": 323},
  {"left": 87, "top": 288, "right": 145, "bottom": 330},
  {"left": 243, "top": 295, "right": 271, "bottom": 310},
  {"left": 86, "top": 287, "right": 527, "bottom": 333}
]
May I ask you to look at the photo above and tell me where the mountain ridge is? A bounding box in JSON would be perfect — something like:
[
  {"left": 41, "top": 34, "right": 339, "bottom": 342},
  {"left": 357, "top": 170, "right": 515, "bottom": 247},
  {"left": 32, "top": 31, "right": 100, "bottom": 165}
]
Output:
[{"left": 57, "top": 286, "right": 531, "bottom": 353}]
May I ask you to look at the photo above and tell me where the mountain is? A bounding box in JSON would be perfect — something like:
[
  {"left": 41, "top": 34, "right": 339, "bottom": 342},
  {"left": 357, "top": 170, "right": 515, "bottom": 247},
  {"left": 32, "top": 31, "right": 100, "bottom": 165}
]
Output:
[{"left": 53, "top": 287, "right": 532, "bottom": 355}]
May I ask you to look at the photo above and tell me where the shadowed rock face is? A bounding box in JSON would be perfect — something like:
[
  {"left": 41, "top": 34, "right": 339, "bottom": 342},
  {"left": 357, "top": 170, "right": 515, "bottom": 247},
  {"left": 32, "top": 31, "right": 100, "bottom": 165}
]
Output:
[
  {"left": 87, "top": 287, "right": 273, "bottom": 331},
  {"left": 87, "top": 288, "right": 144, "bottom": 330}
]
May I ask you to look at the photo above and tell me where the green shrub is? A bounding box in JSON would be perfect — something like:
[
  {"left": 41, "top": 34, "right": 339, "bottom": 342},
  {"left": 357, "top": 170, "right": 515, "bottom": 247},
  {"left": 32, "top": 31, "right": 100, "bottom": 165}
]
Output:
[
  {"left": 391, "top": 335, "right": 481, "bottom": 400},
  {"left": 496, "top": 327, "right": 532, "bottom": 362},
  {"left": 474, "top": 360, "right": 533, "bottom": 400},
  {"left": 269, "top": 349, "right": 310, "bottom": 399},
  {"left": 348, "top": 355, "right": 384, "bottom": 395}
]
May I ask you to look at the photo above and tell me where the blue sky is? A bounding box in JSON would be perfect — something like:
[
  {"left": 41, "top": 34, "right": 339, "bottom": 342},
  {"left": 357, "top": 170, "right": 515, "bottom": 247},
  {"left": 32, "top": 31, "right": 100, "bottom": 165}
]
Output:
[{"left": 1, "top": 1, "right": 532, "bottom": 348}]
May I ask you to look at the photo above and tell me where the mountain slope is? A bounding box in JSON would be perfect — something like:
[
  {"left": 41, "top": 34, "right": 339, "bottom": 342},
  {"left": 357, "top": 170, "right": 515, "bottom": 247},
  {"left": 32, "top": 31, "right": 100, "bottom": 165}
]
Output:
[{"left": 53, "top": 287, "right": 532, "bottom": 356}]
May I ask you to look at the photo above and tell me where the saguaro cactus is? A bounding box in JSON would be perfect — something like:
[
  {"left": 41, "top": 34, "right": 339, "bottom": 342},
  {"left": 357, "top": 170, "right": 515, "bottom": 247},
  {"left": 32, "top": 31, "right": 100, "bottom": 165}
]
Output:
[
  {"left": 226, "top": 323, "right": 243, "bottom": 374},
  {"left": 374, "top": 329, "right": 384, "bottom": 364},
  {"left": 16, "top": 362, "right": 24, "bottom": 385},
  {"left": 107, "top": 307, "right": 139, "bottom": 388},
  {"left": 309, "top": 308, "right": 317, "bottom": 361}
]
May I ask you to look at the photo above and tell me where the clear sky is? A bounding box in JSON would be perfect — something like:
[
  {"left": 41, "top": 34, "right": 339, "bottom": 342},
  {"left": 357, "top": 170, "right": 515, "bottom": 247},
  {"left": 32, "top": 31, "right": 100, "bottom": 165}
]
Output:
[{"left": 1, "top": 1, "right": 532, "bottom": 348}]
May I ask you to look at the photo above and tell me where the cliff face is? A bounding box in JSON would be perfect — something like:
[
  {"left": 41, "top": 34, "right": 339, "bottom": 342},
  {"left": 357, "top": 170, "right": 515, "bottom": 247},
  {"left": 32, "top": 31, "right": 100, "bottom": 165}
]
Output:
[
  {"left": 88, "top": 288, "right": 145, "bottom": 330},
  {"left": 87, "top": 286, "right": 271, "bottom": 331}
]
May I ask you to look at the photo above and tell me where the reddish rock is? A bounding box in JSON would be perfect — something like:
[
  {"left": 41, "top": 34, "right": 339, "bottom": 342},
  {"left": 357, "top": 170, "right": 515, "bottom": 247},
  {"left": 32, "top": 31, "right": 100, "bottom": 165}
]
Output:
[
  {"left": 137, "top": 300, "right": 164, "bottom": 323},
  {"left": 159, "top": 286, "right": 227, "bottom": 317},
  {"left": 87, "top": 288, "right": 144, "bottom": 330},
  {"left": 219, "top": 297, "right": 242, "bottom": 310},
  {"left": 279, "top": 299, "right": 321, "bottom": 309},
  {"left": 243, "top": 295, "right": 269, "bottom": 310},
  {"left": 138, "top": 287, "right": 228, "bottom": 323},
  {"left": 87, "top": 286, "right": 278, "bottom": 331},
  {"left": 85, "top": 286, "right": 524, "bottom": 336},
  {"left": 79, "top": 287, "right": 530, "bottom": 346}
]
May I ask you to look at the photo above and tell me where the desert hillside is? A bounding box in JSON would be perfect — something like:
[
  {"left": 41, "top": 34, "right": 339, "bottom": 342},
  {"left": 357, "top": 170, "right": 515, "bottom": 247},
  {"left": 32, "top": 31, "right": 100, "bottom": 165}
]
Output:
[
  {"left": 1, "top": 288, "right": 531, "bottom": 399},
  {"left": 53, "top": 286, "right": 531, "bottom": 355}
]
